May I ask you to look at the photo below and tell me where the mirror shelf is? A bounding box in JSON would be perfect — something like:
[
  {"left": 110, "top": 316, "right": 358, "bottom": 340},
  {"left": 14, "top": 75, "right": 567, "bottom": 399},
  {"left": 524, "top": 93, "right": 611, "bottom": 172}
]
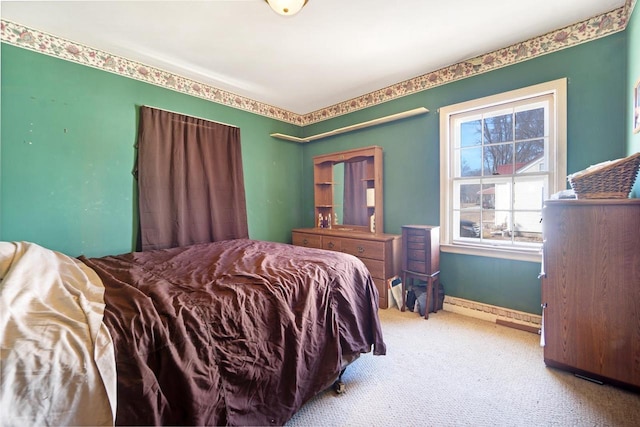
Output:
[{"left": 313, "top": 145, "right": 383, "bottom": 233}]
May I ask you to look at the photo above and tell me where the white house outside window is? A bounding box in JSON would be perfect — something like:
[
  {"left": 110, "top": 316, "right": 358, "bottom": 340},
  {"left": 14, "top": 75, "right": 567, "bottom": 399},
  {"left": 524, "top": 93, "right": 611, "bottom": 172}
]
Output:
[{"left": 439, "top": 79, "right": 567, "bottom": 262}]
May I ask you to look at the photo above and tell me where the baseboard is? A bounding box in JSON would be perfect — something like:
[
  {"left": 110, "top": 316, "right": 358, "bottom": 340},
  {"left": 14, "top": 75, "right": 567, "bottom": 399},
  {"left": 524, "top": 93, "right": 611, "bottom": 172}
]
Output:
[
  {"left": 443, "top": 296, "right": 541, "bottom": 334},
  {"left": 495, "top": 319, "right": 540, "bottom": 334}
]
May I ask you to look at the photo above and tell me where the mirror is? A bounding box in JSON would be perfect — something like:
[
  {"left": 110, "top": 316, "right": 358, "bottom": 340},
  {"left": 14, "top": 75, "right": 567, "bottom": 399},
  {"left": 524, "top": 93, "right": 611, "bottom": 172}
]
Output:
[
  {"left": 332, "top": 160, "right": 373, "bottom": 227},
  {"left": 313, "top": 146, "right": 383, "bottom": 233}
]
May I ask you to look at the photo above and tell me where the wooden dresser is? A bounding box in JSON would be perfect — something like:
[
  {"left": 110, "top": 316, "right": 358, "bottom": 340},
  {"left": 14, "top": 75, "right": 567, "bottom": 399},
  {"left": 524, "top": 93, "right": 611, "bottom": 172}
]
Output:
[
  {"left": 541, "top": 199, "right": 640, "bottom": 390},
  {"left": 292, "top": 228, "right": 402, "bottom": 309}
]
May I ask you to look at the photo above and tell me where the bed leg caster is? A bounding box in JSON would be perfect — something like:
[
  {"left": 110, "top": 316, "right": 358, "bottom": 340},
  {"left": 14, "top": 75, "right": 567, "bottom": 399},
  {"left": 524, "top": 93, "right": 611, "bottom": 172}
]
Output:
[{"left": 333, "top": 367, "right": 347, "bottom": 394}]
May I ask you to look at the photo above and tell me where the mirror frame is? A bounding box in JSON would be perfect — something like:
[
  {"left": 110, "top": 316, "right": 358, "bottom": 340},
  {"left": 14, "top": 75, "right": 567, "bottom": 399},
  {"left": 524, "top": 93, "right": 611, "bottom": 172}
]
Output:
[{"left": 313, "top": 145, "right": 383, "bottom": 233}]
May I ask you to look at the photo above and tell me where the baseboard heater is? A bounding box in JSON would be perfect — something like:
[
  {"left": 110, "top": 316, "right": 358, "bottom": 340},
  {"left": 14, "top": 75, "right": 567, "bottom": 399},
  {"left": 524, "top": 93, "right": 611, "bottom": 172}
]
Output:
[{"left": 443, "top": 296, "right": 542, "bottom": 334}]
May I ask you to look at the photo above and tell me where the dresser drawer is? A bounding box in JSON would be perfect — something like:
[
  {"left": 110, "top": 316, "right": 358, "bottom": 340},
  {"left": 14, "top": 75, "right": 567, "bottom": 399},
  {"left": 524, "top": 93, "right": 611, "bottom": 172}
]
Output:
[
  {"left": 341, "top": 239, "right": 384, "bottom": 260},
  {"left": 406, "top": 231, "right": 427, "bottom": 245},
  {"left": 372, "top": 277, "right": 388, "bottom": 309},
  {"left": 407, "top": 260, "right": 427, "bottom": 273},
  {"left": 359, "top": 257, "right": 385, "bottom": 279},
  {"left": 322, "top": 237, "right": 343, "bottom": 252},
  {"left": 292, "top": 232, "right": 322, "bottom": 249},
  {"left": 406, "top": 248, "right": 426, "bottom": 261}
]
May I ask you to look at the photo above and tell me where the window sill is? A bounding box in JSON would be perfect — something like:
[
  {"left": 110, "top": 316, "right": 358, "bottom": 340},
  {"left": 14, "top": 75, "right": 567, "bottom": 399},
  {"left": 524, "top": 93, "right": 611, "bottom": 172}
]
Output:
[{"left": 440, "top": 243, "right": 542, "bottom": 263}]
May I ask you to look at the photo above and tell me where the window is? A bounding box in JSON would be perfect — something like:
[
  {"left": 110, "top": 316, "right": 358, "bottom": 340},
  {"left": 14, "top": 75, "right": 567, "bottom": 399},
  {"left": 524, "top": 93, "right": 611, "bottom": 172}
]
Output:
[{"left": 439, "top": 79, "right": 567, "bottom": 262}]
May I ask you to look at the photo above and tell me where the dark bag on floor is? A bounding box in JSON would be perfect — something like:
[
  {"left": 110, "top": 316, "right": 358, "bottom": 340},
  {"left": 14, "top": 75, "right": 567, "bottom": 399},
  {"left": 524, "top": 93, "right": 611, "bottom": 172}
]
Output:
[
  {"left": 406, "top": 289, "right": 417, "bottom": 312},
  {"left": 416, "top": 282, "right": 445, "bottom": 316}
]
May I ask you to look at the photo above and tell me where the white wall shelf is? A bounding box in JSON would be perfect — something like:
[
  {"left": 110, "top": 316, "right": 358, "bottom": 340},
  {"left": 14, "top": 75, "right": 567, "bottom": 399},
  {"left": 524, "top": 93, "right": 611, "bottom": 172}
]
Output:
[{"left": 270, "top": 107, "right": 429, "bottom": 143}]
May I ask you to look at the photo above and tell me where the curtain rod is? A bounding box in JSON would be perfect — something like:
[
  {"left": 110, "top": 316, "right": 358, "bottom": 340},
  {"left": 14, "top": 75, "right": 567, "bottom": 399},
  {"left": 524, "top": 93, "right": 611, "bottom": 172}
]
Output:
[{"left": 142, "top": 105, "right": 239, "bottom": 128}]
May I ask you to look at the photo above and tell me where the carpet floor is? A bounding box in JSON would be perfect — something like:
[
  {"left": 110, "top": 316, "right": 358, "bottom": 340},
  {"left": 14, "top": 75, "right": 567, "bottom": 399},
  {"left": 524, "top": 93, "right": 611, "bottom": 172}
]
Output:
[{"left": 286, "top": 308, "right": 640, "bottom": 427}]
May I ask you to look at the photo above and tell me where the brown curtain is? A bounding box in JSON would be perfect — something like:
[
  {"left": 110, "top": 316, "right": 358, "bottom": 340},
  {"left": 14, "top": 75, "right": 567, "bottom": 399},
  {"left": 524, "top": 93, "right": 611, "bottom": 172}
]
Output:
[
  {"left": 136, "top": 106, "right": 248, "bottom": 251},
  {"left": 343, "top": 160, "right": 368, "bottom": 226}
]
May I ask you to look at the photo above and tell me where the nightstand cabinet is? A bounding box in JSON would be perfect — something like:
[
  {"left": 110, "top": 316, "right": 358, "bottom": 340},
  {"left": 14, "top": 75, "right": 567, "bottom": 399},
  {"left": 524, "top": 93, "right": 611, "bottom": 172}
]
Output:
[{"left": 401, "top": 225, "right": 440, "bottom": 319}]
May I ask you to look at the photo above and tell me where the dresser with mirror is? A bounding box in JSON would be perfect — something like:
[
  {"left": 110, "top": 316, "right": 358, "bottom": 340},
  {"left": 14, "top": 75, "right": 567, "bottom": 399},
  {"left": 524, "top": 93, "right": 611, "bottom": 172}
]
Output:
[{"left": 292, "top": 145, "right": 402, "bottom": 309}]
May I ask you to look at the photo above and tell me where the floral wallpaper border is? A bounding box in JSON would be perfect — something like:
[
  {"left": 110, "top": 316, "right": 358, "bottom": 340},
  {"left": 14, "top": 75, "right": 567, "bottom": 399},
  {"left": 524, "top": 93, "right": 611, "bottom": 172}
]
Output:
[
  {"left": 1, "top": 0, "right": 635, "bottom": 126},
  {"left": 305, "top": 1, "right": 635, "bottom": 125}
]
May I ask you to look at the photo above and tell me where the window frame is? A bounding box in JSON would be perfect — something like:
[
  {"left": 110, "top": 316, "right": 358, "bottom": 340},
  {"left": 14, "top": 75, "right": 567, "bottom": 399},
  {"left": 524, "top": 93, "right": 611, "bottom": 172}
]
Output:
[{"left": 439, "top": 79, "right": 567, "bottom": 262}]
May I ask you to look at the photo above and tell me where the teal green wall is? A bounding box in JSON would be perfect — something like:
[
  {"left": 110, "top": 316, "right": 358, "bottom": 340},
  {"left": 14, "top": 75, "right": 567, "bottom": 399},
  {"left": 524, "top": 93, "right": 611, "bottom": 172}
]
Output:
[
  {"left": 299, "top": 32, "right": 627, "bottom": 314},
  {"left": 0, "top": 24, "right": 630, "bottom": 315},
  {"left": 1, "top": 44, "right": 303, "bottom": 257},
  {"left": 628, "top": 5, "right": 640, "bottom": 197}
]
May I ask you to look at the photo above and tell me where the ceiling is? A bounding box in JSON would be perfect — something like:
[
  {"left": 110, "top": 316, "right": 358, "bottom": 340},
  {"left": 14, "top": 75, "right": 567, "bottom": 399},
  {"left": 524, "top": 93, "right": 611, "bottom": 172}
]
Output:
[{"left": 0, "top": 0, "right": 627, "bottom": 114}]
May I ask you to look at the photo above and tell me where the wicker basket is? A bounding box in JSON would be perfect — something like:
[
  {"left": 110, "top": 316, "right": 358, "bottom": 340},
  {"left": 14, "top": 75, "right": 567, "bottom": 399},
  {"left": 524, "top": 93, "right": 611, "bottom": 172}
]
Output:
[{"left": 568, "top": 152, "right": 640, "bottom": 199}]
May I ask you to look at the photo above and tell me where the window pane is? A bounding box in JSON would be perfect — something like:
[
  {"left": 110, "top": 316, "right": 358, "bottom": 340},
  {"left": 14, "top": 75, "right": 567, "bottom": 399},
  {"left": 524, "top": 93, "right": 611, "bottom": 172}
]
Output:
[
  {"left": 513, "top": 178, "right": 544, "bottom": 210},
  {"left": 480, "top": 183, "right": 496, "bottom": 209},
  {"left": 456, "top": 211, "right": 481, "bottom": 239},
  {"left": 460, "top": 119, "right": 481, "bottom": 147},
  {"left": 460, "top": 147, "right": 482, "bottom": 177},
  {"left": 458, "top": 183, "right": 481, "bottom": 209},
  {"left": 484, "top": 143, "right": 514, "bottom": 175},
  {"left": 515, "top": 140, "right": 545, "bottom": 173},
  {"left": 491, "top": 181, "right": 511, "bottom": 210},
  {"left": 484, "top": 209, "right": 512, "bottom": 242},
  {"left": 515, "top": 108, "right": 544, "bottom": 140},
  {"left": 494, "top": 210, "right": 513, "bottom": 234},
  {"left": 513, "top": 212, "right": 543, "bottom": 243},
  {"left": 483, "top": 114, "right": 513, "bottom": 144}
]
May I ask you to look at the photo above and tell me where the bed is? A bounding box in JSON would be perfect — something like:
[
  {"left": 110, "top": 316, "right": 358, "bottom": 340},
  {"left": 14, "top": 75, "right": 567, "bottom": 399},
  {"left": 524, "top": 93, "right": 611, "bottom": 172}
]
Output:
[{"left": 0, "top": 238, "right": 386, "bottom": 426}]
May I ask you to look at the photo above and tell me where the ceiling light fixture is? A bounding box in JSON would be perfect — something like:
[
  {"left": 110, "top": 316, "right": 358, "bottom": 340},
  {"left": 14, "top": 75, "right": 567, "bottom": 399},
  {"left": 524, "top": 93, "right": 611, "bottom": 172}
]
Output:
[{"left": 265, "top": 0, "right": 308, "bottom": 17}]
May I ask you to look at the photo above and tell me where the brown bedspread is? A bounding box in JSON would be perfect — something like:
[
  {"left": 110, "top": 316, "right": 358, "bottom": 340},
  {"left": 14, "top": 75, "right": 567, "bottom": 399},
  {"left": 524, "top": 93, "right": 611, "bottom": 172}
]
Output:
[{"left": 79, "top": 239, "right": 385, "bottom": 426}]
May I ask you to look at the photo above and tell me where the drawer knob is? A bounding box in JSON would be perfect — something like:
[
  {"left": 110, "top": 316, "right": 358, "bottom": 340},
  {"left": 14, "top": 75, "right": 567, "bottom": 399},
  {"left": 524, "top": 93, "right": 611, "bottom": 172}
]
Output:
[
  {"left": 328, "top": 242, "right": 335, "bottom": 249},
  {"left": 303, "top": 238, "right": 308, "bottom": 245},
  {"left": 357, "top": 246, "right": 365, "bottom": 253}
]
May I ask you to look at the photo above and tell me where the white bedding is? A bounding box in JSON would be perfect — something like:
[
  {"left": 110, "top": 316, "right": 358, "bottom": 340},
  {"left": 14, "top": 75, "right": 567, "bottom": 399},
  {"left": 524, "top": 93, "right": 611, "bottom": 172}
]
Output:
[{"left": 0, "top": 242, "right": 117, "bottom": 427}]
